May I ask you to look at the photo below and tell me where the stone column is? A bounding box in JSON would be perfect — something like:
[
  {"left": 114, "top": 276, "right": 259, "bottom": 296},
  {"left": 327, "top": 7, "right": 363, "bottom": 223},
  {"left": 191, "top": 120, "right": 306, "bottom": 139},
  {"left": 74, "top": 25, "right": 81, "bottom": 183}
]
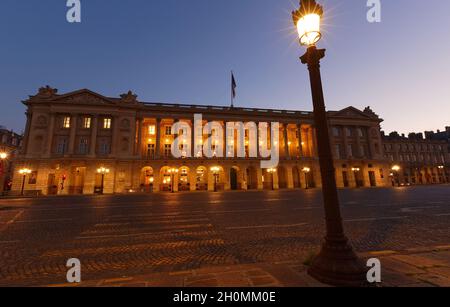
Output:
[
  {"left": 284, "top": 124, "right": 290, "bottom": 159},
  {"left": 45, "top": 113, "right": 56, "bottom": 157},
  {"left": 189, "top": 169, "right": 197, "bottom": 191},
  {"left": 355, "top": 127, "right": 362, "bottom": 158},
  {"left": 342, "top": 126, "right": 349, "bottom": 158},
  {"left": 256, "top": 122, "right": 260, "bottom": 158},
  {"left": 256, "top": 167, "right": 263, "bottom": 190},
  {"left": 191, "top": 120, "right": 196, "bottom": 158},
  {"left": 68, "top": 114, "right": 78, "bottom": 155},
  {"left": 286, "top": 166, "right": 294, "bottom": 189},
  {"left": 89, "top": 116, "right": 98, "bottom": 157},
  {"left": 22, "top": 112, "right": 33, "bottom": 155},
  {"left": 273, "top": 171, "right": 279, "bottom": 190},
  {"left": 111, "top": 116, "right": 120, "bottom": 156},
  {"left": 297, "top": 124, "right": 303, "bottom": 158},
  {"left": 155, "top": 118, "right": 161, "bottom": 159},
  {"left": 136, "top": 118, "right": 143, "bottom": 158}
]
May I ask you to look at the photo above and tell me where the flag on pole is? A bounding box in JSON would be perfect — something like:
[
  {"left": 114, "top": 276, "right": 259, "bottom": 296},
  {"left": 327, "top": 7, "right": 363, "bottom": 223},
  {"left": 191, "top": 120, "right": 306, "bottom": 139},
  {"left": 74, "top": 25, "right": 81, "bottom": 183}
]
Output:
[{"left": 231, "top": 71, "right": 237, "bottom": 107}]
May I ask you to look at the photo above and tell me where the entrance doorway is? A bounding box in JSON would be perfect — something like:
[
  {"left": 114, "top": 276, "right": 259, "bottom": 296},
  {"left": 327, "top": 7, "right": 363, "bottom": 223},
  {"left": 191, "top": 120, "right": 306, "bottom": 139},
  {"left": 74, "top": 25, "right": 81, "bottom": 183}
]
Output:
[
  {"left": 230, "top": 168, "right": 238, "bottom": 190},
  {"left": 368, "top": 171, "right": 377, "bottom": 187}
]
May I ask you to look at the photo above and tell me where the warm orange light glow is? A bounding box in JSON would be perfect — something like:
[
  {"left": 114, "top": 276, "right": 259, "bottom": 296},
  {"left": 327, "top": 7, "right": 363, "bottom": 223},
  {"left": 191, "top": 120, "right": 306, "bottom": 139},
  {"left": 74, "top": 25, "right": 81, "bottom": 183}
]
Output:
[
  {"left": 391, "top": 165, "right": 401, "bottom": 172},
  {"left": 19, "top": 168, "right": 32, "bottom": 175},
  {"left": 302, "top": 167, "right": 311, "bottom": 173},
  {"left": 296, "top": 13, "right": 321, "bottom": 46},
  {"left": 97, "top": 167, "right": 110, "bottom": 174},
  {"left": 0, "top": 152, "right": 8, "bottom": 160}
]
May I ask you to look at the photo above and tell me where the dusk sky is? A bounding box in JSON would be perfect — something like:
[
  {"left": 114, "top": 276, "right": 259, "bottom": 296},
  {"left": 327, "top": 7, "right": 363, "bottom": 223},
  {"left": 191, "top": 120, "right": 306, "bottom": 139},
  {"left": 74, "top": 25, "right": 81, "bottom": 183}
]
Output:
[{"left": 0, "top": 0, "right": 449, "bottom": 134}]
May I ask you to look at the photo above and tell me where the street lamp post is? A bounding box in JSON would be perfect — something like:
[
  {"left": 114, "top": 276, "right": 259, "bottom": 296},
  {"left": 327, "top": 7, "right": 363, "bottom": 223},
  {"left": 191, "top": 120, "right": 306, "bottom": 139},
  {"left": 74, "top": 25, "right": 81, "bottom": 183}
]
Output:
[
  {"left": 351, "top": 167, "right": 361, "bottom": 188},
  {"left": 438, "top": 165, "right": 444, "bottom": 183},
  {"left": 267, "top": 168, "right": 277, "bottom": 190},
  {"left": 168, "top": 168, "right": 179, "bottom": 193},
  {"left": 19, "top": 168, "right": 32, "bottom": 196},
  {"left": 97, "top": 167, "right": 110, "bottom": 194},
  {"left": 302, "top": 167, "right": 311, "bottom": 189},
  {"left": 392, "top": 165, "right": 401, "bottom": 187},
  {"left": 292, "top": 0, "right": 367, "bottom": 286},
  {"left": 0, "top": 152, "right": 8, "bottom": 192},
  {"left": 210, "top": 166, "right": 220, "bottom": 192}
]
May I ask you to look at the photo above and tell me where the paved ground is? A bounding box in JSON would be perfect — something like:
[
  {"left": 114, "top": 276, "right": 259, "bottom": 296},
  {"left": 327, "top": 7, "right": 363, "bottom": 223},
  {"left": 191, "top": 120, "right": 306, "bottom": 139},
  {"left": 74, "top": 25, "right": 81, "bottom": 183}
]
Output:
[{"left": 0, "top": 185, "right": 449, "bottom": 287}]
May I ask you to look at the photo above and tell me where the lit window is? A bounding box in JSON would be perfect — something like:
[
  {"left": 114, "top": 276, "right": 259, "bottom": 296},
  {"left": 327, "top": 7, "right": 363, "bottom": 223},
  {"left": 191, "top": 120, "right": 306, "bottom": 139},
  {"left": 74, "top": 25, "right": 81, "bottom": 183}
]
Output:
[
  {"left": 103, "top": 118, "right": 112, "bottom": 129},
  {"left": 63, "top": 117, "right": 71, "bottom": 129},
  {"left": 148, "top": 125, "right": 156, "bottom": 135},
  {"left": 83, "top": 117, "right": 91, "bottom": 129},
  {"left": 165, "top": 126, "right": 172, "bottom": 135}
]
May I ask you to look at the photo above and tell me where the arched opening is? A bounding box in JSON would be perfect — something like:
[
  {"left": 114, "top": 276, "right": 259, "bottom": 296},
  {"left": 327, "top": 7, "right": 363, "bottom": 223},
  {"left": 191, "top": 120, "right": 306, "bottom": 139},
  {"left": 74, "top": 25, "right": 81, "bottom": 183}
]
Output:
[
  {"left": 292, "top": 166, "right": 301, "bottom": 188},
  {"left": 196, "top": 166, "right": 208, "bottom": 191},
  {"left": 140, "top": 167, "right": 154, "bottom": 192},
  {"left": 246, "top": 167, "right": 258, "bottom": 190},
  {"left": 160, "top": 166, "right": 175, "bottom": 192},
  {"left": 178, "top": 166, "right": 190, "bottom": 191},
  {"left": 230, "top": 167, "right": 239, "bottom": 190},
  {"left": 278, "top": 166, "right": 288, "bottom": 189},
  {"left": 262, "top": 169, "right": 273, "bottom": 190}
]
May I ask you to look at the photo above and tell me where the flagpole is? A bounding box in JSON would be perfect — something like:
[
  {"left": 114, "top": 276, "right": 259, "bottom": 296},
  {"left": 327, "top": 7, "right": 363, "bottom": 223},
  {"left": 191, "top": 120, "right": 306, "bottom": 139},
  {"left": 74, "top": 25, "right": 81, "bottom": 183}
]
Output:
[{"left": 231, "top": 70, "right": 234, "bottom": 108}]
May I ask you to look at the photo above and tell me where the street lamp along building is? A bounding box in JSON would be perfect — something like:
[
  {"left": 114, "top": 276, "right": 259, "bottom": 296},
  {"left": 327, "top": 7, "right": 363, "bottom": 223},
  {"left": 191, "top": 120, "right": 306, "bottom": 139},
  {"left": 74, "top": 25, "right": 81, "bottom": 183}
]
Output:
[{"left": 10, "top": 86, "right": 443, "bottom": 196}]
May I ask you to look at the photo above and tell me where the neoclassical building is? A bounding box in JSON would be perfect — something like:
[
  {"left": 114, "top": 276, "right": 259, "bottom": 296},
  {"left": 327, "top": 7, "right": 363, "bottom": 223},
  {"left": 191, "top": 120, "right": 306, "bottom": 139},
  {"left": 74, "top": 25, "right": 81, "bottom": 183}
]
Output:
[
  {"left": 12, "top": 86, "right": 391, "bottom": 195},
  {"left": 383, "top": 131, "right": 449, "bottom": 185}
]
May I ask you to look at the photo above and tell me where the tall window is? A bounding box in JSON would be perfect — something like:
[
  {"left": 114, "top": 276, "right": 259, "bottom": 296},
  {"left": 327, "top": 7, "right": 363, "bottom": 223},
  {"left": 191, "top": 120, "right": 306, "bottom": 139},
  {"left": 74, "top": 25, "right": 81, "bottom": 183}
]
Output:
[
  {"left": 103, "top": 118, "right": 112, "bottom": 129},
  {"left": 346, "top": 128, "right": 352, "bottom": 137},
  {"left": 165, "top": 126, "right": 172, "bottom": 135},
  {"left": 78, "top": 138, "right": 89, "bottom": 154},
  {"left": 347, "top": 144, "right": 353, "bottom": 157},
  {"left": 332, "top": 127, "right": 340, "bottom": 137},
  {"left": 83, "top": 117, "right": 91, "bottom": 129},
  {"left": 335, "top": 144, "right": 341, "bottom": 159},
  {"left": 99, "top": 140, "right": 110, "bottom": 155},
  {"left": 164, "top": 144, "right": 171, "bottom": 157},
  {"left": 147, "top": 144, "right": 155, "bottom": 158},
  {"left": 63, "top": 117, "right": 71, "bottom": 129},
  {"left": 56, "top": 138, "right": 68, "bottom": 154},
  {"left": 148, "top": 125, "right": 156, "bottom": 135}
]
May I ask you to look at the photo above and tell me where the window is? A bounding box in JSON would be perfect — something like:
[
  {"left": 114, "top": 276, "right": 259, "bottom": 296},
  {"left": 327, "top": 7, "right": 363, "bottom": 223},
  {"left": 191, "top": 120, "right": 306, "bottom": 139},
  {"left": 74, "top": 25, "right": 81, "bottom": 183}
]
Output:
[
  {"left": 335, "top": 144, "right": 341, "bottom": 159},
  {"left": 165, "top": 126, "right": 172, "bottom": 135},
  {"left": 83, "top": 117, "right": 91, "bottom": 129},
  {"left": 103, "top": 118, "right": 112, "bottom": 129},
  {"left": 346, "top": 128, "right": 352, "bottom": 137},
  {"left": 332, "top": 127, "right": 340, "bottom": 137},
  {"left": 359, "top": 145, "right": 365, "bottom": 157},
  {"left": 78, "top": 138, "right": 89, "bottom": 154},
  {"left": 347, "top": 144, "right": 353, "bottom": 157},
  {"left": 99, "top": 140, "right": 110, "bottom": 155},
  {"left": 164, "top": 144, "right": 171, "bottom": 157},
  {"left": 357, "top": 128, "right": 363, "bottom": 137},
  {"left": 56, "top": 138, "right": 68, "bottom": 154},
  {"left": 148, "top": 125, "right": 156, "bottom": 135},
  {"left": 147, "top": 144, "right": 155, "bottom": 158},
  {"left": 63, "top": 117, "right": 71, "bottom": 129}
]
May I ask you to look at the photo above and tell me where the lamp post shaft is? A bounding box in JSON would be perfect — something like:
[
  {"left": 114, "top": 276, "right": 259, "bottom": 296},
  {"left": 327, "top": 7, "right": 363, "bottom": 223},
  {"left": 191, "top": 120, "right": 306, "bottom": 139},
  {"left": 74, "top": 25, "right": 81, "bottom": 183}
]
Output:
[
  {"left": 301, "top": 46, "right": 367, "bottom": 286},
  {"left": 21, "top": 175, "right": 26, "bottom": 196}
]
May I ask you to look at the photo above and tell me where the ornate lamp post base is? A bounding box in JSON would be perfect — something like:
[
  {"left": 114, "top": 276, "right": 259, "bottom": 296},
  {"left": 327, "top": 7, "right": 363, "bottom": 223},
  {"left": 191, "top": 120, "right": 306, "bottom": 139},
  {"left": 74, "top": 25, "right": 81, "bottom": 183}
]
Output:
[{"left": 308, "top": 236, "right": 368, "bottom": 287}]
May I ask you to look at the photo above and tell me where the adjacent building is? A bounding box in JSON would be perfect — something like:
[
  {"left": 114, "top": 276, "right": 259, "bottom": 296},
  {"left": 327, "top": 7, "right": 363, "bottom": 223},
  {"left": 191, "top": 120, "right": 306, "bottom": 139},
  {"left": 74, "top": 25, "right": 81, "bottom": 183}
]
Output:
[
  {"left": 382, "top": 131, "right": 450, "bottom": 185},
  {"left": 11, "top": 86, "right": 390, "bottom": 195},
  {"left": 0, "top": 127, "right": 23, "bottom": 192}
]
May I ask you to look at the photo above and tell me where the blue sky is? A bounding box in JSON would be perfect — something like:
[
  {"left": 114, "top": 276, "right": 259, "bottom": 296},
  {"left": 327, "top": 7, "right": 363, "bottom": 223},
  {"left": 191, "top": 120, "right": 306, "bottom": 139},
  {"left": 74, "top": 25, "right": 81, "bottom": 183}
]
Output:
[{"left": 1, "top": 0, "right": 449, "bottom": 134}]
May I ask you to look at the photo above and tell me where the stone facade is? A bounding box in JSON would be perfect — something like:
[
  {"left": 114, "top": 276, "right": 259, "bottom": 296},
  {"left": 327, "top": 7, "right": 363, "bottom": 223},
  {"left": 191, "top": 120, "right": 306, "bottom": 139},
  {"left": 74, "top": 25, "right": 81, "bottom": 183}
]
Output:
[
  {"left": 0, "top": 127, "right": 22, "bottom": 192},
  {"left": 11, "top": 87, "right": 402, "bottom": 195},
  {"left": 383, "top": 131, "right": 450, "bottom": 185}
]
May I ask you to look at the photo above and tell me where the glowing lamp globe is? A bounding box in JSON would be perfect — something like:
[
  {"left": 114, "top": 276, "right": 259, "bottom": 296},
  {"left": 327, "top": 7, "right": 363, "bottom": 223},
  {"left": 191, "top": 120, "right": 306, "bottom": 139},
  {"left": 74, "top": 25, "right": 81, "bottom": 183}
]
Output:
[{"left": 292, "top": 0, "right": 323, "bottom": 46}]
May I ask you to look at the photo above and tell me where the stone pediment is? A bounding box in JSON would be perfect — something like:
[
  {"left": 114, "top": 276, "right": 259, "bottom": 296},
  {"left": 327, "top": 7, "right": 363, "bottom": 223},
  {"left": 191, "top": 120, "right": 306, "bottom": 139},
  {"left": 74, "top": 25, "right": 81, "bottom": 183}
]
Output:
[
  {"left": 332, "top": 107, "right": 374, "bottom": 119},
  {"left": 53, "top": 89, "right": 115, "bottom": 105}
]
